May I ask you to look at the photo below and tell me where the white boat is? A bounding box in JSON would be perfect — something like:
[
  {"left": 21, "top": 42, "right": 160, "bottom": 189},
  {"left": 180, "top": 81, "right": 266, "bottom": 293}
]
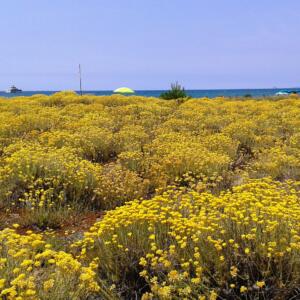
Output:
[{"left": 6, "top": 85, "right": 22, "bottom": 93}]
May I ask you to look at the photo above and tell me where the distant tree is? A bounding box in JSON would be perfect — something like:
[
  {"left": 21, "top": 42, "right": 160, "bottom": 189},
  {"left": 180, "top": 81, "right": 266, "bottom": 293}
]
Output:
[{"left": 160, "top": 82, "right": 189, "bottom": 100}]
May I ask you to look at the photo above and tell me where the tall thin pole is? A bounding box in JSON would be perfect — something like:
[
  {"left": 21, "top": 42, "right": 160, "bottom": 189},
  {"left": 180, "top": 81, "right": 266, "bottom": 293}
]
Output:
[{"left": 79, "top": 64, "right": 83, "bottom": 96}]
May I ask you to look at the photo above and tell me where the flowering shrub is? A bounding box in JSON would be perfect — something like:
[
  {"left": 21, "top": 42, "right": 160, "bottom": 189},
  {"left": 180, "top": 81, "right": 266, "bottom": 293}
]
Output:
[
  {"left": 0, "top": 93, "right": 299, "bottom": 298},
  {"left": 74, "top": 179, "right": 300, "bottom": 299},
  {"left": 39, "top": 127, "right": 114, "bottom": 162},
  {"left": 0, "top": 144, "right": 102, "bottom": 208},
  {"left": 0, "top": 93, "right": 299, "bottom": 194},
  {"left": 0, "top": 228, "right": 114, "bottom": 300},
  {"left": 0, "top": 143, "right": 147, "bottom": 224}
]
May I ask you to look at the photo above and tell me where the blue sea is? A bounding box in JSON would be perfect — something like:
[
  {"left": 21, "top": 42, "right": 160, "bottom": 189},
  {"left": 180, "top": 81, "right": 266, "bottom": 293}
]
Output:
[{"left": 0, "top": 88, "right": 298, "bottom": 98}]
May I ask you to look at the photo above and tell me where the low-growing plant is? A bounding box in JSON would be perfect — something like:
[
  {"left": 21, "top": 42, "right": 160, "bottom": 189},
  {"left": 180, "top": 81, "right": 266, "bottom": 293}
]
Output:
[
  {"left": 74, "top": 179, "right": 300, "bottom": 299},
  {"left": 0, "top": 92, "right": 299, "bottom": 298},
  {"left": 0, "top": 228, "right": 115, "bottom": 300}
]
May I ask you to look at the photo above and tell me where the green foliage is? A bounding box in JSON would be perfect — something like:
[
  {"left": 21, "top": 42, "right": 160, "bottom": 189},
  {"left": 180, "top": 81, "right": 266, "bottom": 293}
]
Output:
[{"left": 160, "top": 82, "right": 189, "bottom": 100}]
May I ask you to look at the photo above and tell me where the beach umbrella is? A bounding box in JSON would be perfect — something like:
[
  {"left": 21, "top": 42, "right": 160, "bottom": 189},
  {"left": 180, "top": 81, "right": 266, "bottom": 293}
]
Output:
[{"left": 113, "top": 87, "right": 135, "bottom": 94}]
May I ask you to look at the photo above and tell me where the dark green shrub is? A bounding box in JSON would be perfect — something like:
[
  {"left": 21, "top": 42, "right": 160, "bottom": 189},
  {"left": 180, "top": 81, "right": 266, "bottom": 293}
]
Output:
[
  {"left": 160, "top": 82, "right": 189, "bottom": 100},
  {"left": 244, "top": 94, "right": 252, "bottom": 98}
]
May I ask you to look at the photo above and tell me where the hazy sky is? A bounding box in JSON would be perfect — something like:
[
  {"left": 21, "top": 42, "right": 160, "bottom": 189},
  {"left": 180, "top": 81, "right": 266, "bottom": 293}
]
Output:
[{"left": 1, "top": 1, "right": 299, "bottom": 90}]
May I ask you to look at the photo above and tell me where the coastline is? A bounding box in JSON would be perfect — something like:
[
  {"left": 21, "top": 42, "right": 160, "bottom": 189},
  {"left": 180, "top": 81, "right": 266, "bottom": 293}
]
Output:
[{"left": 0, "top": 88, "right": 299, "bottom": 98}]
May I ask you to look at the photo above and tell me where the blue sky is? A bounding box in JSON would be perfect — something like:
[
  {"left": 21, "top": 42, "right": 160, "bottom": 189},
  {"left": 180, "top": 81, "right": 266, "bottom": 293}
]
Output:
[{"left": 0, "top": 0, "right": 299, "bottom": 90}]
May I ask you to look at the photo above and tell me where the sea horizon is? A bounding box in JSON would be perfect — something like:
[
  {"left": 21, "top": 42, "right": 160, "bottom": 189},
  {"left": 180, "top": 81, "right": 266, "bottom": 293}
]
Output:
[{"left": 1, "top": 87, "right": 299, "bottom": 98}]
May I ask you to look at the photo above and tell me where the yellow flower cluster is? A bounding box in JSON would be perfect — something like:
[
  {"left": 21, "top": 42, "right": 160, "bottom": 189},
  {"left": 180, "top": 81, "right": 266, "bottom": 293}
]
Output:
[
  {"left": 0, "top": 92, "right": 299, "bottom": 217},
  {"left": 0, "top": 228, "right": 111, "bottom": 300},
  {"left": 74, "top": 178, "right": 300, "bottom": 299},
  {"left": 0, "top": 92, "right": 299, "bottom": 298},
  {"left": 0, "top": 143, "right": 147, "bottom": 225}
]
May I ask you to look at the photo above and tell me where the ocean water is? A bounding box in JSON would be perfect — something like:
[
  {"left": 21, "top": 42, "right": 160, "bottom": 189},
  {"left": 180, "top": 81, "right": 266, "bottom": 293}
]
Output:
[{"left": 0, "top": 88, "right": 298, "bottom": 98}]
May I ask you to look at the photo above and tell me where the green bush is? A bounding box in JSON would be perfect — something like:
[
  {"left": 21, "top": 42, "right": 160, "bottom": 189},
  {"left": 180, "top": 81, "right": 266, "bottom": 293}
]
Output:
[{"left": 160, "top": 82, "right": 189, "bottom": 100}]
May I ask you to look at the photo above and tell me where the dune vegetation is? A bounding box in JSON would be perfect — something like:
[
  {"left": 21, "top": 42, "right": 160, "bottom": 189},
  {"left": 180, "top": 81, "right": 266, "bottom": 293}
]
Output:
[{"left": 0, "top": 92, "right": 299, "bottom": 299}]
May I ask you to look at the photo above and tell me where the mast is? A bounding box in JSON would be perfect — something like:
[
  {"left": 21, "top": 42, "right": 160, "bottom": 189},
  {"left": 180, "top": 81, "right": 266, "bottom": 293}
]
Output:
[{"left": 79, "top": 64, "right": 83, "bottom": 96}]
